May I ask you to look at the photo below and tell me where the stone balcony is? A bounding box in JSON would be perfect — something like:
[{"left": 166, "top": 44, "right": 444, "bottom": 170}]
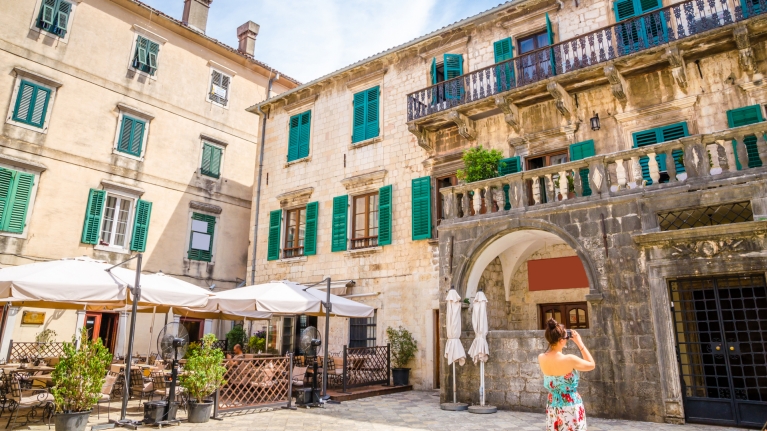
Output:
[{"left": 406, "top": 0, "right": 767, "bottom": 141}]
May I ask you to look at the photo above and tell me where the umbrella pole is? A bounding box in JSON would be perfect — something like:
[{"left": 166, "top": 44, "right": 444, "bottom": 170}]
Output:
[
  {"left": 147, "top": 306, "right": 156, "bottom": 360},
  {"left": 119, "top": 253, "right": 142, "bottom": 424},
  {"left": 322, "top": 277, "right": 330, "bottom": 399},
  {"left": 452, "top": 362, "right": 457, "bottom": 404},
  {"left": 480, "top": 361, "right": 485, "bottom": 407}
]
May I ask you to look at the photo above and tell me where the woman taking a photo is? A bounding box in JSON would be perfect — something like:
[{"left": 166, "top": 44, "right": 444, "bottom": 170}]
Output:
[{"left": 538, "top": 318, "right": 595, "bottom": 431}]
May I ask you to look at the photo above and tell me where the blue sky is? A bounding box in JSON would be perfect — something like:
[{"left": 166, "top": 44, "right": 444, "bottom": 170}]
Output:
[{"left": 140, "top": 0, "right": 506, "bottom": 83}]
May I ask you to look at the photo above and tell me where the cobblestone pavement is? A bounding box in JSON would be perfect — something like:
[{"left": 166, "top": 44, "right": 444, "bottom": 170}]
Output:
[{"left": 22, "top": 390, "right": 747, "bottom": 430}]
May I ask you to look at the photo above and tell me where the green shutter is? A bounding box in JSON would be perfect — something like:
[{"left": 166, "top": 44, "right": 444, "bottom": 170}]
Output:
[
  {"left": 117, "top": 115, "right": 145, "bottom": 157},
  {"left": 304, "top": 201, "right": 318, "bottom": 256},
  {"left": 81, "top": 189, "right": 105, "bottom": 244},
  {"left": 443, "top": 54, "right": 463, "bottom": 80},
  {"left": 632, "top": 122, "right": 688, "bottom": 185},
  {"left": 366, "top": 87, "right": 380, "bottom": 140},
  {"left": 188, "top": 213, "right": 215, "bottom": 262},
  {"left": 378, "top": 185, "right": 392, "bottom": 246},
  {"left": 298, "top": 111, "right": 311, "bottom": 159},
  {"left": 494, "top": 38, "right": 515, "bottom": 92},
  {"left": 352, "top": 88, "right": 379, "bottom": 144},
  {"left": 201, "top": 143, "right": 222, "bottom": 178},
  {"left": 267, "top": 209, "right": 281, "bottom": 261},
  {"left": 3, "top": 172, "right": 34, "bottom": 234},
  {"left": 13, "top": 81, "right": 50, "bottom": 129},
  {"left": 494, "top": 38, "right": 513, "bottom": 63},
  {"left": 352, "top": 92, "right": 366, "bottom": 143},
  {"left": 638, "top": 0, "right": 662, "bottom": 13},
  {"left": 727, "top": 105, "right": 764, "bottom": 170},
  {"left": 40, "top": 0, "right": 56, "bottom": 25},
  {"left": 56, "top": 1, "right": 70, "bottom": 32},
  {"left": 0, "top": 170, "right": 13, "bottom": 230},
  {"left": 570, "top": 140, "right": 595, "bottom": 197},
  {"left": 614, "top": 0, "right": 637, "bottom": 20},
  {"left": 331, "top": 196, "right": 348, "bottom": 252},
  {"left": 134, "top": 37, "right": 159, "bottom": 75},
  {"left": 545, "top": 13, "right": 557, "bottom": 76},
  {"left": 129, "top": 200, "right": 152, "bottom": 252},
  {"left": 430, "top": 57, "right": 437, "bottom": 85},
  {"left": 287, "top": 114, "right": 301, "bottom": 161},
  {"left": 498, "top": 157, "right": 521, "bottom": 176},
  {"left": 411, "top": 177, "right": 431, "bottom": 241}
]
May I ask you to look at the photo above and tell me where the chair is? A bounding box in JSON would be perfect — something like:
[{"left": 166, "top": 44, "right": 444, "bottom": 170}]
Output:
[
  {"left": 96, "top": 372, "right": 117, "bottom": 419},
  {"left": 129, "top": 369, "right": 154, "bottom": 404},
  {"left": 325, "top": 356, "right": 345, "bottom": 387},
  {"left": 290, "top": 366, "right": 308, "bottom": 393},
  {"left": 5, "top": 376, "right": 53, "bottom": 429},
  {"left": 150, "top": 372, "right": 167, "bottom": 401}
]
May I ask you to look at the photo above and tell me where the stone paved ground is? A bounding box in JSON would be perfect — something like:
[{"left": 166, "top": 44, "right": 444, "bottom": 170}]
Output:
[{"left": 20, "top": 391, "right": 747, "bottom": 430}]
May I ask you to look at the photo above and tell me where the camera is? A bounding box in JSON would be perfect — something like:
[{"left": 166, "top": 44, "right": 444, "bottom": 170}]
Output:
[{"left": 566, "top": 330, "right": 572, "bottom": 340}]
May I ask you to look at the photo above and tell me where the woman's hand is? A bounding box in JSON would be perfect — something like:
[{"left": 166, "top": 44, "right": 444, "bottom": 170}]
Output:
[{"left": 571, "top": 329, "right": 584, "bottom": 348}]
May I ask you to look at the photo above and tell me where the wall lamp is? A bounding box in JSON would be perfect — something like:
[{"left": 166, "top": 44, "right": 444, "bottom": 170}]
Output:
[{"left": 590, "top": 112, "right": 600, "bottom": 131}]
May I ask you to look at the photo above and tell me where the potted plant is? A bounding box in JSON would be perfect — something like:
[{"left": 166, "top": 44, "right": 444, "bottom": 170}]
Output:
[
  {"left": 178, "top": 333, "right": 227, "bottom": 423},
  {"left": 456, "top": 146, "right": 504, "bottom": 183},
  {"left": 247, "top": 331, "right": 266, "bottom": 353},
  {"left": 225, "top": 324, "right": 246, "bottom": 351},
  {"left": 386, "top": 326, "right": 418, "bottom": 386},
  {"left": 51, "top": 328, "right": 112, "bottom": 431}
]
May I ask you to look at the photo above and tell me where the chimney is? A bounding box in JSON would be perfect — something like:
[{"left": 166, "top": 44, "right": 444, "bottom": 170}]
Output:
[
  {"left": 182, "top": 0, "right": 213, "bottom": 33},
  {"left": 237, "top": 21, "right": 260, "bottom": 57}
]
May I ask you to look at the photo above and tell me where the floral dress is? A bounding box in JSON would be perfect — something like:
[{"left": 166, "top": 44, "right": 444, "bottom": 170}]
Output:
[{"left": 543, "top": 370, "right": 586, "bottom": 431}]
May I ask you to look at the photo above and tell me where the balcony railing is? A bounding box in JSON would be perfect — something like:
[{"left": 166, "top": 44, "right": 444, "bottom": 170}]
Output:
[
  {"left": 438, "top": 123, "right": 767, "bottom": 223},
  {"left": 407, "top": 0, "right": 764, "bottom": 122},
  {"left": 351, "top": 236, "right": 378, "bottom": 249}
]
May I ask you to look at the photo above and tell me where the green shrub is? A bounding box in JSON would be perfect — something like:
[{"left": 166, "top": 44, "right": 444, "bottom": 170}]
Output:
[
  {"left": 456, "top": 146, "right": 504, "bottom": 183},
  {"left": 386, "top": 326, "right": 418, "bottom": 369},
  {"left": 247, "top": 335, "right": 266, "bottom": 353},
  {"left": 225, "top": 324, "right": 246, "bottom": 351},
  {"left": 179, "top": 334, "right": 227, "bottom": 403},
  {"left": 51, "top": 328, "right": 112, "bottom": 413}
]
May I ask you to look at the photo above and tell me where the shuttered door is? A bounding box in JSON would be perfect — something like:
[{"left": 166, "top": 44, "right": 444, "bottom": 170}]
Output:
[
  {"left": 494, "top": 38, "right": 514, "bottom": 92},
  {"left": 569, "top": 140, "right": 595, "bottom": 197},
  {"left": 81, "top": 189, "right": 106, "bottom": 244},
  {"left": 304, "top": 202, "right": 318, "bottom": 256},
  {"left": 129, "top": 200, "right": 152, "bottom": 252},
  {"left": 443, "top": 54, "right": 464, "bottom": 100},
  {"left": 267, "top": 209, "right": 281, "bottom": 261},
  {"left": 331, "top": 196, "right": 348, "bottom": 252},
  {"left": 378, "top": 185, "right": 392, "bottom": 246},
  {"left": 545, "top": 13, "right": 557, "bottom": 76},
  {"left": 727, "top": 105, "right": 764, "bottom": 169},
  {"left": 411, "top": 177, "right": 431, "bottom": 240},
  {"left": 4, "top": 172, "right": 34, "bottom": 234},
  {"left": 498, "top": 157, "right": 521, "bottom": 210}
]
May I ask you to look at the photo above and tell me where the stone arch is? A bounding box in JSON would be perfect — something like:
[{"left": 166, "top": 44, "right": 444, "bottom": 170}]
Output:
[{"left": 456, "top": 219, "right": 600, "bottom": 299}]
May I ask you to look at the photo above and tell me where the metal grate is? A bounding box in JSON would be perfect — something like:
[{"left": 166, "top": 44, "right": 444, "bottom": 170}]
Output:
[{"left": 657, "top": 201, "right": 753, "bottom": 231}]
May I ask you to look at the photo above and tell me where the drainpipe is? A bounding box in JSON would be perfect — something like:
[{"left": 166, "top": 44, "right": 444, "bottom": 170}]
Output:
[{"left": 250, "top": 72, "right": 277, "bottom": 285}]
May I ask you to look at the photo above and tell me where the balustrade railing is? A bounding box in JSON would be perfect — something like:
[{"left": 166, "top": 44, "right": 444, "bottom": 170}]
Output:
[
  {"left": 439, "top": 123, "right": 767, "bottom": 222},
  {"left": 407, "top": 0, "right": 760, "bottom": 121}
]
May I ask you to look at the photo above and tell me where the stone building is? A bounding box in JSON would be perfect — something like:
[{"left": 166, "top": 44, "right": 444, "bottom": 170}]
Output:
[
  {"left": 249, "top": 0, "right": 767, "bottom": 426},
  {"left": 0, "top": 0, "right": 297, "bottom": 358}
]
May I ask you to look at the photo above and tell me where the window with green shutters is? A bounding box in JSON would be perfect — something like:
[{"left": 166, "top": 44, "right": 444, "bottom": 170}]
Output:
[
  {"left": 80, "top": 189, "right": 152, "bottom": 250},
  {"left": 331, "top": 195, "right": 348, "bottom": 252},
  {"left": 498, "top": 157, "right": 521, "bottom": 210},
  {"left": 494, "top": 38, "right": 515, "bottom": 92},
  {"left": 132, "top": 36, "right": 160, "bottom": 76},
  {"left": 287, "top": 111, "right": 311, "bottom": 162},
  {"left": 12, "top": 80, "right": 51, "bottom": 129},
  {"left": 36, "top": 0, "right": 72, "bottom": 37},
  {"left": 129, "top": 200, "right": 152, "bottom": 252},
  {"left": 0, "top": 168, "right": 35, "bottom": 235},
  {"left": 201, "top": 143, "right": 223, "bottom": 178},
  {"left": 632, "top": 122, "right": 688, "bottom": 185},
  {"left": 569, "top": 140, "right": 595, "bottom": 197},
  {"left": 188, "top": 212, "right": 216, "bottom": 262},
  {"left": 352, "top": 87, "right": 380, "bottom": 144},
  {"left": 267, "top": 209, "right": 282, "bottom": 260},
  {"left": 727, "top": 105, "right": 764, "bottom": 169},
  {"left": 411, "top": 177, "right": 431, "bottom": 240},
  {"left": 303, "top": 202, "right": 318, "bottom": 256},
  {"left": 378, "top": 185, "right": 392, "bottom": 246},
  {"left": 116, "top": 115, "right": 146, "bottom": 157},
  {"left": 613, "top": 0, "right": 666, "bottom": 54}
]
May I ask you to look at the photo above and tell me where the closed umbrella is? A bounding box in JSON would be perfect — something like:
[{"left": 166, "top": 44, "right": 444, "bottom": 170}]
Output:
[
  {"left": 442, "top": 289, "right": 467, "bottom": 411},
  {"left": 467, "top": 291, "right": 496, "bottom": 414}
]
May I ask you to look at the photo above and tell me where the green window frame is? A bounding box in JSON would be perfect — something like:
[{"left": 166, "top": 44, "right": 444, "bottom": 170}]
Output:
[
  {"left": 116, "top": 115, "right": 146, "bottom": 157},
  {"left": 727, "top": 104, "right": 764, "bottom": 169},
  {"left": 352, "top": 87, "right": 380, "bottom": 144},
  {"left": 287, "top": 110, "right": 311, "bottom": 162},
  {"left": 188, "top": 212, "right": 216, "bottom": 262},
  {"left": 12, "top": 80, "right": 51, "bottom": 129},
  {"left": 569, "top": 140, "right": 596, "bottom": 197},
  {"left": 36, "top": 0, "right": 72, "bottom": 37},
  {"left": 0, "top": 168, "right": 35, "bottom": 234},
  {"left": 411, "top": 177, "right": 431, "bottom": 241},
  {"left": 201, "top": 143, "right": 223, "bottom": 178},
  {"left": 133, "top": 36, "right": 160, "bottom": 76},
  {"left": 632, "top": 122, "right": 688, "bottom": 185}
]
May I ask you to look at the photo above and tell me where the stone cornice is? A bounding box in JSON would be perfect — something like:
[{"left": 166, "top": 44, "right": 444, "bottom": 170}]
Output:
[
  {"left": 0, "top": 152, "right": 47, "bottom": 173},
  {"left": 632, "top": 221, "right": 767, "bottom": 246},
  {"left": 346, "top": 68, "right": 387, "bottom": 92},
  {"left": 418, "top": 36, "right": 470, "bottom": 60},
  {"left": 100, "top": 180, "right": 145, "bottom": 197},
  {"left": 189, "top": 200, "right": 223, "bottom": 214},
  {"left": 340, "top": 169, "right": 387, "bottom": 192},
  {"left": 614, "top": 95, "right": 698, "bottom": 122},
  {"left": 117, "top": 103, "right": 155, "bottom": 121},
  {"left": 200, "top": 133, "right": 228, "bottom": 147},
  {"left": 283, "top": 95, "right": 318, "bottom": 115},
  {"left": 12, "top": 67, "right": 63, "bottom": 88},
  {"left": 275, "top": 187, "right": 314, "bottom": 208}
]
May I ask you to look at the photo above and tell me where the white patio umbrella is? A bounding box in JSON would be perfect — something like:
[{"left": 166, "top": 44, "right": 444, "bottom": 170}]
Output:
[
  {"left": 206, "top": 280, "right": 322, "bottom": 314},
  {"left": 109, "top": 268, "right": 214, "bottom": 309},
  {"left": 467, "top": 291, "right": 495, "bottom": 413},
  {"left": 443, "top": 289, "right": 467, "bottom": 410}
]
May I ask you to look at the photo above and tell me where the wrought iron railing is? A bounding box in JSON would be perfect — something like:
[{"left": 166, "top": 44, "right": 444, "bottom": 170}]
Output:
[
  {"left": 6, "top": 341, "right": 66, "bottom": 363},
  {"left": 327, "top": 344, "right": 390, "bottom": 391},
  {"left": 217, "top": 356, "right": 290, "bottom": 412},
  {"left": 438, "top": 123, "right": 767, "bottom": 222},
  {"left": 407, "top": 0, "right": 763, "bottom": 121}
]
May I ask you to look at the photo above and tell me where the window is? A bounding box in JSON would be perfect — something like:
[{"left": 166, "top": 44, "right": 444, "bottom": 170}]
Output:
[
  {"left": 351, "top": 87, "right": 379, "bottom": 144},
  {"left": 352, "top": 192, "right": 379, "bottom": 249},
  {"left": 132, "top": 36, "right": 159, "bottom": 76},
  {"left": 412, "top": 176, "right": 432, "bottom": 241},
  {"left": 569, "top": 140, "right": 595, "bottom": 197},
  {"left": 287, "top": 111, "right": 311, "bottom": 162},
  {"left": 11, "top": 80, "right": 51, "bottom": 129},
  {"left": 350, "top": 311, "right": 377, "bottom": 348},
  {"left": 115, "top": 114, "right": 147, "bottom": 158},
  {"left": 0, "top": 168, "right": 35, "bottom": 235},
  {"left": 632, "top": 122, "right": 688, "bottom": 185},
  {"left": 200, "top": 142, "right": 223, "bottom": 178},
  {"left": 527, "top": 150, "right": 569, "bottom": 204},
  {"left": 188, "top": 212, "right": 216, "bottom": 262},
  {"left": 36, "top": 0, "right": 72, "bottom": 37},
  {"left": 613, "top": 0, "right": 665, "bottom": 54},
  {"left": 81, "top": 189, "right": 152, "bottom": 252},
  {"left": 267, "top": 202, "right": 317, "bottom": 261},
  {"left": 283, "top": 207, "right": 306, "bottom": 258},
  {"left": 539, "top": 303, "right": 589, "bottom": 330},
  {"left": 429, "top": 54, "right": 464, "bottom": 103},
  {"left": 494, "top": 38, "right": 515, "bottom": 92},
  {"left": 518, "top": 31, "right": 550, "bottom": 55},
  {"left": 727, "top": 105, "right": 764, "bottom": 169},
  {"left": 208, "top": 70, "right": 231, "bottom": 107}
]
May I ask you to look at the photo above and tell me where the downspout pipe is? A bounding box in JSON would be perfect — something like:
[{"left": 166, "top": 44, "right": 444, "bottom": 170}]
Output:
[{"left": 250, "top": 72, "right": 277, "bottom": 285}]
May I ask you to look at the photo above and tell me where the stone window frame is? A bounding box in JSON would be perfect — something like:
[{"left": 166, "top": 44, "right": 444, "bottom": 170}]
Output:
[
  {"left": 0, "top": 157, "right": 46, "bottom": 240},
  {"left": 538, "top": 302, "right": 589, "bottom": 329},
  {"left": 283, "top": 99, "right": 317, "bottom": 167},
  {"left": 5, "top": 68, "right": 63, "bottom": 135},
  {"left": 27, "top": 0, "right": 83, "bottom": 45},
  {"left": 206, "top": 61, "right": 236, "bottom": 110},
  {"left": 126, "top": 25, "right": 168, "bottom": 81},
  {"left": 111, "top": 103, "right": 154, "bottom": 162},
  {"left": 183, "top": 202, "right": 222, "bottom": 265}
]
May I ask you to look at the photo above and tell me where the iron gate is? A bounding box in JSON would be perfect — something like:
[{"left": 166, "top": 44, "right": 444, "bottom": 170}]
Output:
[{"left": 669, "top": 274, "right": 767, "bottom": 427}]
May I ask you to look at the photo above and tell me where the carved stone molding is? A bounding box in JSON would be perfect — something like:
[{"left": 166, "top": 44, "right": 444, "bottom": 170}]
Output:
[
  {"left": 509, "top": 123, "right": 578, "bottom": 156},
  {"left": 408, "top": 123, "right": 433, "bottom": 153},
  {"left": 603, "top": 64, "right": 627, "bottom": 102},
  {"left": 340, "top": 169, "right": 387, "bottom": 193},
  {"left": 613, "top": 95, "right": 698, "bottom": 149},
  {"left": 418, "top": 36, "right": 470, "bottom": 60},
  {"left": 445, "top": 111, "right": 476, "bottom": 140},
  {"left": 546, "top": 81, "right": 574, "bottom": 121},
  {"left": 494, "top": 95, "right": 521, "bottom": 133},
  {"left": 275, "top": 187, "right": 314, "bottom": 208},
  {"left": 422, "top": 150, "right": 464, "bottom": 177},
  {"left": 346, "top": 68, "right": 387, "bottom": 92},
  {"left": 668, "top": 239, "right": 753, "bottom": 258},
  {"left": 12, "top": 67, "right": 63, "bottom": 89},
  {"left": 189, "top": 200, "right": 222, "bottom": 215},
  {"left": 283, "top": 95, "right": 318, "bottom": 115},
  {"left": 734, "top": 25, "right": 754, "bottom": 74},
  {"left": 665, "top": 46, "right": 688, "bottom": 90},
  {"left": 100, "top": 180, "right": 144, "bottom": 197},
  {"left": 0, "top": 152, "right": 47, "bottom": 173}
]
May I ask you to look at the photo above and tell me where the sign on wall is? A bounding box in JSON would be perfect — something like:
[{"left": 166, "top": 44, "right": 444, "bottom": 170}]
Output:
[
  {"left": 527, "top": 256, "right": 589, "bottom": 291},
  {"left": 21, "top": 311, "right": 45, "bottom": 325}
]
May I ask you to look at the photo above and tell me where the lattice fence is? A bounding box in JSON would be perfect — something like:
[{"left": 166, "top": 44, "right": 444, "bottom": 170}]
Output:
[
  {"left": 337, "top": 344, "right": 390, "bottom": 390},
  {"left": 7, "top": 341, "right": 66, "bottom": 362},
  {"left": 211, "top": 339, "right": 227, "bottom": 352},
  {"left": 217, "top": 356, "right": 290, "bottom": 412}
]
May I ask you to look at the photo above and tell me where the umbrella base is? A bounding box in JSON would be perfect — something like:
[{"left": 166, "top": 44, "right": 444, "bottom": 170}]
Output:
[
  {"left": 440, "top": 402, "right": 469, "bottom": 411},
  {"left": 468, "top": 405, "right": 497, "bottom": 414}
]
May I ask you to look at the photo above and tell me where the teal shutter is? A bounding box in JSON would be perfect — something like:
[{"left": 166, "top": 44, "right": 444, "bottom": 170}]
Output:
[
  {"left": 304, "top": 201, "right": 318, "bottom": 256},
  {"left": 545, "top": 13, "right": 557, "bottom": 75},
  {"left": 614, "top": 0, "right": 637, "bottom": 20},
  {"left": 570, "top": 140, "right": 595, "bottom": 197},
  {"left": 365, "top": 87, "right": 380, "bottom": 140},
  {"left": 498, "top": 157, "right": 521, "bottom": 210},
  {"left": 411, "top": 177, "right": 431, "bottom": 240},
  {"left": 81, "top": 189, "right": 105, "bottom": 244},
  {"left": 430, "top": 57, "right": 437, "bottom": 85},
  {"left": 40, "top": 0, "right": 56, "bottom": 26},
  {"left": 352, "top": 92, "right": 366, "bottom": 143},
  {"left": 0, "top": 170, "right": 13, "bottom": 230},
  {"left": 287, "top": 114, "right": 301, "bottom": 161},
  {"left": 56, "top": 0, "right": 70, "bottom": 32},
  {"left": 632, "top": 122, "right": 688, "bottom": 185},
  {"left": 37, "top": 0, "right": 71, "bottom": 36},
  {"left": 494, "top": 38, "right": 513, "bottom": 63},
  {"left": 201, "top": 143, "right": 222, "bottom": 178},
  {"left": 3, "top": 172, "right": 34, "bottom": 234},
  {"left": 742, "top": 0, "right": 764, "bottom": 17},
  {"left": 727, "top": 105, "right": 764, "bottom": 169},
  {"left": 298, "top": 111, "right": 311, "bottom": 159},
  {"left": 494, "top": 38, "right": 514, "bottom": 92},
  {"left": 443, "top": 54, "right": 463, "bottom": 80},
  {"left": 134, "top": 37, "right": 159, "bottom": 75},
  {"left": 129, "top": 200, "right": 152, "bottom": 252},
  {"left": 267, "top": 209, "right": 281, "bottom": 261},
  {"left": 188, "top": 213, "right": 215, "bottom": 262},
  {"left": 331, "top": 196, "right": 348, "bottom": 252},
  {"left": 12, "top": 81, "right": 51, "bottom": 129},
  {"left": 638, "top": 0, "right": 662, "bottom": 12},
  {"left": 117, "top": 115, "right": 146, "bottom": 157},
  {"left": 378, "top": 185, "right": 392, "bottom": 246},
  {"left": 352, "top": 88, "right": 379, "bottom": 143}
]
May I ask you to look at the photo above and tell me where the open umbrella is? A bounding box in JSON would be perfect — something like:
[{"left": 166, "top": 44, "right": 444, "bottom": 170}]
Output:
[
  {"left": 442, "top": 289, "right": 468, "bottom": 411},
  {"left": 109, "top": 268, "right": 213, "bottom": 310},
  {"left": 467, "top": 291, "right": 496, "bottom": 414},
  {"left": 206, "top": 281, "right": 321, "bottom": 314}
]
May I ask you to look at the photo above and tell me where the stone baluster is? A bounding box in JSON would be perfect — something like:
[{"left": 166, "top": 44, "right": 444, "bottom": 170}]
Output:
[
  {"left": 647, "top": 152, "right": 661, "bottom": 184},
  {"left": 615, "top": 158, "right": 627, "bottom": 190},
  {"left": 719, "top": 139, "right": 737, "bottom": 173},
  {"left": 558, "top": 171, "right": 569, "bottom": 201},
  {"left": 440, "top": 189, "right": 454, "bottom": 220},
  {"left": 484, "top": 185, "right": 493, "bottom": 213},
  {"left": 588, "top": 159, "right": 608, "bottom": 195},
  {"left": 756, "top": 132, "right": 767, "bottom": 166},
  {"left": 573, "top": 168, "right": 583, "bottom": 197},
  {"left": 491, "top": 183, "right": 505, "bottom": 211},
  {"left": 532, "top": 177, "right": 541, "bottom": 205},
  {"left": 473, "top": 188, "right": 482, "bottom": 215},
  {"left": 706, "top": 143, "right": 723, "bottom": 175},
  {"left": 459, "top": 190, "right": 469, "bottom": 218},
  {"left": 630, "top": 156, "right": 643, "bottom": 187},
  {"left": 545, "top": 173, "right": 554, "bottom": 202},
  {"left": 510, "top": 178, "right": 527, "bottom": 208},
  {"left": 733, "top": 135, "right": 749, "bottom": 171},
  {"left": 665, "top": 149, "right": 677, "bottom": 182},
  {"left": 681, "top": 136, "right": 708, "bottom": 179}
]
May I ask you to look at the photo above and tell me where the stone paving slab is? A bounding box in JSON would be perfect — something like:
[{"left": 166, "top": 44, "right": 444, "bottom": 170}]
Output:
[{"left": 17, "top": 390, "right": 750, "bottom": 430}]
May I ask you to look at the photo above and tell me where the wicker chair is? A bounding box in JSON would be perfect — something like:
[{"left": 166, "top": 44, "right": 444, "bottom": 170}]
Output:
[
  {"left": 96, "top": 372, "right": 118, "bottom": 419},
  {"left": 4, "top": 375, "right": 53, "bottom": 429},
  {"left": 129, "top": 369, "right": 154, "bottom": 404}
]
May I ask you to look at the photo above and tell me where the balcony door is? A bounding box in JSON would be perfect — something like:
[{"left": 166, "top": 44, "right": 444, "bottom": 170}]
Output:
[{"left": 526, "top": 150, "right": 569, "bottom": 204}]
